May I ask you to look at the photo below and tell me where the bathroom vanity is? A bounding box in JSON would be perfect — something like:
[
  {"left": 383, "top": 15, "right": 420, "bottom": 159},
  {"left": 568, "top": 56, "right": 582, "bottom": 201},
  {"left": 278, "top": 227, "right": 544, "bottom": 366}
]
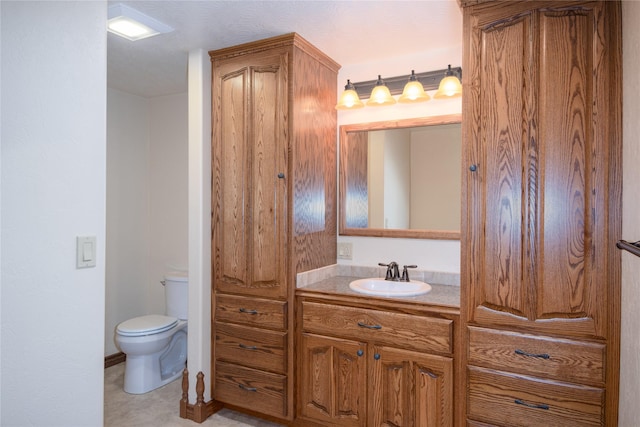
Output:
[{"left": 296, "top": 275, "right": 460, "bottom": 427}]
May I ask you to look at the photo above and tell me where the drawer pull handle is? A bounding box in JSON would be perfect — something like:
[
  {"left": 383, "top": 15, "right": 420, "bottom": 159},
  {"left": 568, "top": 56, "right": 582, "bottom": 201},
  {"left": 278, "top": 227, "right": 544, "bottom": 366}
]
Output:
[
  {"left": 515, "top": 349, "right": 550, "bottom": 359},
  {"left": 357, "top": 321, "right": 382, "bottom": 330},
  {"left": 514, "top": 399, "right": 549, "bottom": 410},
  {"left": 239, "top": 343, "right": 258, "bottom": 350},
  {"left": 239, "top": 308, "right": 258, "bottom": 315},
  {"left": 238, "top": 384, "right": 257, "bottom": 392}
]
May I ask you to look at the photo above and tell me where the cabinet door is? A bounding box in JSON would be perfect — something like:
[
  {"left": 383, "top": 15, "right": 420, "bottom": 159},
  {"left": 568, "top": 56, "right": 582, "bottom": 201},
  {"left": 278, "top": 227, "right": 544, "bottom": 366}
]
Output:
[
  {"left": 464, "top": 1, "right": 620, "bottom": 340},
  {"left": 369, "top": 346, "right": 453, "bottom": 427},
  {"left": 212, "top": 49, "right": 288, "bottom": 299},
  {"left": 299, "top": 333, "right": 367, "bottom": 427}
]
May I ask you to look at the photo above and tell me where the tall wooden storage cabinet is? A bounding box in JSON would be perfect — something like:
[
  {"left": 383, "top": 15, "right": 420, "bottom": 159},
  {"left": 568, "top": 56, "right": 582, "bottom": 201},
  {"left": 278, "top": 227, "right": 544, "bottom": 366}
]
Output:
[
  {"left": 460, "top": 1, "right": 621, "bottom": 426},
  {"left": 209, "top": 33, "right": 340, "bottom": 422}
]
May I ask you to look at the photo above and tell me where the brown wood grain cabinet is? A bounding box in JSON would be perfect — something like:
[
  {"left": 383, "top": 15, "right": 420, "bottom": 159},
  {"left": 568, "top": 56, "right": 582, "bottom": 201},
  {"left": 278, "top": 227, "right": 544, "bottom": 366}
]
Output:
[
  {"left": 209, "top": 33, "right": 339, "bottom": 422},
  {"left": 297, "top": 295, "right": 457, "bottom": 427},
  {"left": 460, "top": 1, "right": 622, "bottom": 426}
]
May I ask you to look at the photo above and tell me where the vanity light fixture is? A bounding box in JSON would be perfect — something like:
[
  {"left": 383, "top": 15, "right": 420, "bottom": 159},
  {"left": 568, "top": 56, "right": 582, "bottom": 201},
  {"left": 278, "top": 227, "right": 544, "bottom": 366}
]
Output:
[
  {"left": 434, "top": 65, "right": 463, "bottom": 99},
  {"left": 367, "top": 75, "right": 397, "bottom": 106},
  {"left": 336, "top": 66, "right": 462, "bottom": 109},
  {"left": 107, "top": 4, "right": 174, "bottom": 41},
  {"left": 335, "top": 80, "right": 365, "bottom": 110}
]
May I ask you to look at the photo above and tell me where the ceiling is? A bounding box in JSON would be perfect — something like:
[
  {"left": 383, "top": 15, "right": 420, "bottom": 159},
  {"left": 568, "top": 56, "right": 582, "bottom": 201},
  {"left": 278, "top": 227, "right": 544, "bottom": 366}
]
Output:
[{"left": 107, "top": 0, "right": 463, "bottom": 98}]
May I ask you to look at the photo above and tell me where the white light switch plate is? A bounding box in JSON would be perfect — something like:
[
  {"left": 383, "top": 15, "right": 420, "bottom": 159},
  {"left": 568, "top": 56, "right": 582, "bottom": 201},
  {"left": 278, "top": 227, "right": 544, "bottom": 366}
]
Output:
[
  {"left": 337, "top": 242, "right": 353, "bottom": 260},
  {"left": 76, "top": 236, "right": 96, "bottom": 268}
]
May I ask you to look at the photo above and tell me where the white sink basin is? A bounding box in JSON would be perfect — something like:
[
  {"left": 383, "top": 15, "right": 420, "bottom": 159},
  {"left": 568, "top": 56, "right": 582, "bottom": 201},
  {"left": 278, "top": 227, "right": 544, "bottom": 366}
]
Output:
[{"left": 349, "top": 278, "right": 432, "bottom": 297}]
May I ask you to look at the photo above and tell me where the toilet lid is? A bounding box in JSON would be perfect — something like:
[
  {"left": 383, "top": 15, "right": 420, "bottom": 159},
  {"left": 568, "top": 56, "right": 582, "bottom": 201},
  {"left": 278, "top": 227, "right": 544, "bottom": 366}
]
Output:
[{"left": 117, "top": 314, "right": 178, "bottom": 337}]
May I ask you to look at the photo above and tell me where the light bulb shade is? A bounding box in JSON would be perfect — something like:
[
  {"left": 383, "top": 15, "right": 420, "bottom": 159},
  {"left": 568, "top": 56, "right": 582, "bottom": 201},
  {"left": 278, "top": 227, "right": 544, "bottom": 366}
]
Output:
[
  {"left": 398, "top": 80, "right": 430, "bottom": 103},
  {"left": 367, "top": 76, "right": 396, "bottom": 106},
  {"left": 434, "top": 66, "right": 462, "bottom": 99},
  {"left": 335, "top": 80, "right": 364, "bottom": 110}
]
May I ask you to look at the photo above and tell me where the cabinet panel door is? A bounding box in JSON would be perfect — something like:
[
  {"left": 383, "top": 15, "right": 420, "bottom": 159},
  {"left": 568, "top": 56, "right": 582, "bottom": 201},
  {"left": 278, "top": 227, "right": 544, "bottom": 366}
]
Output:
[
  {"left": 465, "top": 2, "right": 616, "bottom": 339},
  {"left": 369, "top": 346, "right": 453, "bottom": 427},
  {"left": 299, "top": 333, "right": 367, "bottom": 427},
  {"left": 212, "top": 50, "right": 288, "bottom": 299}
]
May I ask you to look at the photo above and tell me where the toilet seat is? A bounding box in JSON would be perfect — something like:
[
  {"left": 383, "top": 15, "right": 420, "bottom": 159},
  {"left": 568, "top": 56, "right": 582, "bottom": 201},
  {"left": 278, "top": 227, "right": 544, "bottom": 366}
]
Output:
[{"left": 117, "top": 314, "right": 178, "bottom": 337}]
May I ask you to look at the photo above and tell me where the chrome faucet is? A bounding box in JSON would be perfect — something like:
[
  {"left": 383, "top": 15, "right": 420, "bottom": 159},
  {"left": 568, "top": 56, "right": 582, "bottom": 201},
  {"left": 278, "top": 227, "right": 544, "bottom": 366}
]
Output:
[{"left": 379, "top": 262, "right": 417, "bottom": 282}]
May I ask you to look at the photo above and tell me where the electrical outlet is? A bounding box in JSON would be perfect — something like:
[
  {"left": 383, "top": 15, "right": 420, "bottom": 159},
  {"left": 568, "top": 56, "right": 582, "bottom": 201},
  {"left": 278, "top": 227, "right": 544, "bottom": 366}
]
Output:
[{"left": 337, "top": 242, "right": 353, "bottom": 260}]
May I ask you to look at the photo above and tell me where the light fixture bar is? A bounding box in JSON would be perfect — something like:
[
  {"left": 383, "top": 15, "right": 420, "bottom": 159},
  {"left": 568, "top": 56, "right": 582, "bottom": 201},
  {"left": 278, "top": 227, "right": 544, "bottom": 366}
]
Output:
[{"left": 351, "top": 67, "right": 462, "bottom": 98}]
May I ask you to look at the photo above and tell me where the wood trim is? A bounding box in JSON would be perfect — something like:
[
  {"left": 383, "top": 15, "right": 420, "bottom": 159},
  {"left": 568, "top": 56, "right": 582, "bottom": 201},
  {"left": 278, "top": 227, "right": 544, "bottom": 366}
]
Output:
[
  {"left": 208, "top": 32, "right": 341, "bottom": 73},
  {"left": 179, "top": 369, "right": 223, "bottom": 423},
  {"left": 104, "top": 352, "right": 126, "bottom": 369}
]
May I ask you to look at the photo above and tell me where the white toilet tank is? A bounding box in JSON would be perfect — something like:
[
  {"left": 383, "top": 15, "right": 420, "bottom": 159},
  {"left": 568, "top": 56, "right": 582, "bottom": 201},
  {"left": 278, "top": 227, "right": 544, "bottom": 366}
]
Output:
[{"left": 163, "top": 272, "right": 188, "bottom": 320}]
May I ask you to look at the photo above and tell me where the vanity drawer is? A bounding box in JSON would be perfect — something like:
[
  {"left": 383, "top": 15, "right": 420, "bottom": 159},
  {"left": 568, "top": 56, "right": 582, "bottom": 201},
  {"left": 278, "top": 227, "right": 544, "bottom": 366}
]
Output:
[
  {"left": 468, "top": 326, "right": 605, "bottom": 386},
  {"left": 215, "top": 294, "right": 286, "bottom": 330},
  {"left": 301, "top": 301, "right": 453, "bottom": 354},
  {"left": 215, "top": 322, "right": 286, "bottom": 374},
  {"left": 214, "top": 361, "right": 287, "bottom": 419},
  {"left": 467, "top": 366, "right": 604, "bottom": 427}
]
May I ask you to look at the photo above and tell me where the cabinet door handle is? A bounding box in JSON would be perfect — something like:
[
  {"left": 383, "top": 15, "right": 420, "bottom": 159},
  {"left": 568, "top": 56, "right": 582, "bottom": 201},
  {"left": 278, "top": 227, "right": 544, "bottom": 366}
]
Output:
[
  {"left": 469, "top": 164, "right": 478, "bottom": 172},
  {"left": 515, "top": 349, "right": 550, "bottom": 359},
  {"left": 239, "top": 308, "right": 258, "bottom": 315},
  {"left": 277, "top": 172, "right": 285, "bottom": 179},
  {"left": 357, "top": 321, "right": 382, "bottom": 330},
  {"left": 238, "top": 384, "right": 257, "bottom": 392},
  {"left": 514, "top": 399, "right": 549, "bottom": 410},
  {"left": 357, "top": 349, "right": 364, "bottom": 357},
  {"left": 373, "top": 353, "right": 381, "bottom": 360},
  {"left": 239, "top": 343, "right": 258, "bottom": 350}
]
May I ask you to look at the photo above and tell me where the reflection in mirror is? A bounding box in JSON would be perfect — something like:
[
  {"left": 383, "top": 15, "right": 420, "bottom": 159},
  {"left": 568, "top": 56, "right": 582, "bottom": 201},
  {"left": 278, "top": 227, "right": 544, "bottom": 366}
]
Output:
[{"left": 340, "top": 115, "right": 461, "bottom": 240}]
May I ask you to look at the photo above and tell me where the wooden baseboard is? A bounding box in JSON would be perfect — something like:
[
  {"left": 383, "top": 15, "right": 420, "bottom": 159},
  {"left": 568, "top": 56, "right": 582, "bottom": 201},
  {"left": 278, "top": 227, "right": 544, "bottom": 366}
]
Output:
[
  {"left": 104, "top": 352, "right": 126, "bottom": 369},
  {"left": 179, "top": 369, "right": 223, "bottom": 423}
]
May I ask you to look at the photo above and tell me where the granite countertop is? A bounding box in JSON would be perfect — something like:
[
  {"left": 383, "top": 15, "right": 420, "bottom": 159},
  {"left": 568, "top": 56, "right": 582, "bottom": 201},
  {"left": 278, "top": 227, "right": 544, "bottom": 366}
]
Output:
[{"left": 297, "top": 275, "right": 460, "bottom": 308}]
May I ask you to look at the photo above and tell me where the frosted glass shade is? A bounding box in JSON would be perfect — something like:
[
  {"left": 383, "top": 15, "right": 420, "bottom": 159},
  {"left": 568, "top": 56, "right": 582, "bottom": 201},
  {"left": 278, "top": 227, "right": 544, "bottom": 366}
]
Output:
[
  {"left": 398, "top": 80, "right": 430, "bottom": 103},
  {"left": 367, "top": 83, "right": 396, "bottom": 106},
  {"left": 434, "top": 75, "right": 462, "bottom": 99},
  {"left": 335, "top": 88, "right": 364, "bottom": 109}
]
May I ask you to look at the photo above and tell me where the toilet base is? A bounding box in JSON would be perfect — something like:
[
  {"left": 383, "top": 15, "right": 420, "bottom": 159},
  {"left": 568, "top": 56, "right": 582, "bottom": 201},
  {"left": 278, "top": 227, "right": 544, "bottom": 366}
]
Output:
[
  {"left": 121, "top": 326, "right": 188, "bottom": 394},
  {"left": 123, "top": 354, "right": 185, "bottom": 394}
]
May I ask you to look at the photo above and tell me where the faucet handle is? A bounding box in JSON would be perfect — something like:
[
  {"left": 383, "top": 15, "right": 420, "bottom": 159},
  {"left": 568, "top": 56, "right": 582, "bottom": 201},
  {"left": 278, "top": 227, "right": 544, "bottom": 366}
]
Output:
[
  {"left": 401, "top": 265, "right": 418, "bottom": 282},
  {"left": 378, "top": 262, "right": 397, "bottom": 280}
]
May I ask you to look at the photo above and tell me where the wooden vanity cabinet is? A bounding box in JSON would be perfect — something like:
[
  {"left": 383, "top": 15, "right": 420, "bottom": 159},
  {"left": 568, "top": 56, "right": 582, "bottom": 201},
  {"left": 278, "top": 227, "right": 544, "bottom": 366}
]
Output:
[
  {"left": 460, "top": 1, "right": 621, "bottom": 425},
  {"left": 209, "top": 33, "right": 339, "bottom": 421},
  {"left": 296, "top": 293, "right": 458, "bottom": 427}
]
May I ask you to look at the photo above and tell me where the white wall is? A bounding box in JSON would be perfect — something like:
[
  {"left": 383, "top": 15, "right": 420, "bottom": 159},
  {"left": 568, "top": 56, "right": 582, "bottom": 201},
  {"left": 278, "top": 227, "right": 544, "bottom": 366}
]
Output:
[
  {"left": 1, "top": 1, "right": 107, "bottom": 425},
  {"left": 620, "top": 2, "right": 640, "bottom": 425},
  {"left": 147, "top": 94, "right": 189, "bottom": 310},
  {"left": 337, "top": 48, "right": 462, "bottom": 274},
  {"left": 105, "top": 91, "right": 188, "bottom": 356},
  {"left": 106, "top": 89, "right": 150, "bottom": 355}
]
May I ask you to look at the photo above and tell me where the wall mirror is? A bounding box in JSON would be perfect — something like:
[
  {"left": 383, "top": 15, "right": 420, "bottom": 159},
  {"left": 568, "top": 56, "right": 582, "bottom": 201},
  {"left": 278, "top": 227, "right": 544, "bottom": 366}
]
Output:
[{"left": 339, "top": 114, "right": 461, "bottom": 240}]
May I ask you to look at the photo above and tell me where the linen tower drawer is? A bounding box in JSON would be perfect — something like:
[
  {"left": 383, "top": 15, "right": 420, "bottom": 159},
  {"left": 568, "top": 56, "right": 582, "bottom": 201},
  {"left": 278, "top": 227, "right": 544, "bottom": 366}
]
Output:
[
  {"left": 215, "top": 322, "right": 286, "bottom": 374},
  {"left": 468, "top": 326, "right": 605, "bottom": 386},
  {"left": 467, "top": 366, "right": 604, "bottom": 427},
  {"left": 214, "top": 361, "right": 287, "bottom": 419},
  {"left": 215, "top": 294, "right": 286, "bottom": 330}
]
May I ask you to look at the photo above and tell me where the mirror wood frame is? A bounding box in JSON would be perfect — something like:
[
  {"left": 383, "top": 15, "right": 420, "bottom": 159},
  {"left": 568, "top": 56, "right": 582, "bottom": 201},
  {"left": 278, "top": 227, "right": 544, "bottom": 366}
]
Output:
[{"left": 339, "top": 114, "right": 462, "bottom": 240}]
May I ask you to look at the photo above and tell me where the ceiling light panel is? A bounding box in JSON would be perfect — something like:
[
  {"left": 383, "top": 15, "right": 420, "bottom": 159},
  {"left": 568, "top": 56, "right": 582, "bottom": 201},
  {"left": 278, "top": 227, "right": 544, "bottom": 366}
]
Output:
[{"left": 107, "top": 4, "right": 173, "bottom": 41}]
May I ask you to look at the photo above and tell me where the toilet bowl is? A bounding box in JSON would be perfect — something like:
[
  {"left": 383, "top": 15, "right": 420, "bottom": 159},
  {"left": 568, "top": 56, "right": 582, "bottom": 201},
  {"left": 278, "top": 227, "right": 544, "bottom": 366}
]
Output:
[{"left": 115, "top": 272, "right": 188, "bottom": 394}]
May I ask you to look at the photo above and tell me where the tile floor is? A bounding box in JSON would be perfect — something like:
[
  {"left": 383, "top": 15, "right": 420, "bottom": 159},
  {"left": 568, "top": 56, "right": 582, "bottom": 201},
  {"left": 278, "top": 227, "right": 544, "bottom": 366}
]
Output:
[{"left": 104, "top": 363, "right": 283, "bottom": 427}]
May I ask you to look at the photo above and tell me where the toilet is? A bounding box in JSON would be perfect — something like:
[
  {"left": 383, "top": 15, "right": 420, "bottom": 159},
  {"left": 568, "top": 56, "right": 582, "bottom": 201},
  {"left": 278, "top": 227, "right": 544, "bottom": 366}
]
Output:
[{"left": 115, "top": 272, "right": 188, "bottom": 394}]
